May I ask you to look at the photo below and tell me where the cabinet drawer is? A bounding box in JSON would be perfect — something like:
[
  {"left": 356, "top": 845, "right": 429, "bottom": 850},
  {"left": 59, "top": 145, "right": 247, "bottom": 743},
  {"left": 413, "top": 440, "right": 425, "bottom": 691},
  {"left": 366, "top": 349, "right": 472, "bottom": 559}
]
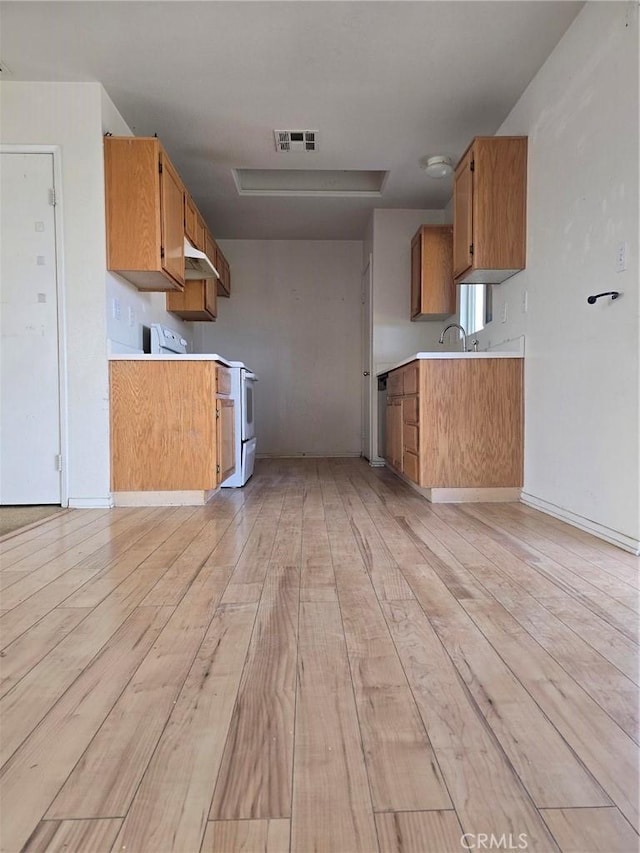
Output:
[
  {"left": 403, "top": 424, "right": 419, "bottom": 454},
  {"left": 403, "top": 450, "right": 420, "bottom": 484},
  {"left": 387, "top": 370, "right": 403, "bottom": 397},
  {"left": 403, "top": 396, "right": 419, "bottom": 425},
  {"left": 403, "top": 362, "right": 419, "bottom": 395},
  {"left": 217, "top": 366, "right": 231, "bottom": 396}
]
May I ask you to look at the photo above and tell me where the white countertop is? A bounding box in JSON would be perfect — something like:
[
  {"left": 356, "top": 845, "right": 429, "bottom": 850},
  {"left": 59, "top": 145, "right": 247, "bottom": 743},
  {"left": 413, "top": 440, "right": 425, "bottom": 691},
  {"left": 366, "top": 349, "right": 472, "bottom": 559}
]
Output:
[
  {"left": 109, "top": 354, "right": 244, "bottom": 367},
  {"left": 377, "top": 351, "right": 523, "bottom": 376}
]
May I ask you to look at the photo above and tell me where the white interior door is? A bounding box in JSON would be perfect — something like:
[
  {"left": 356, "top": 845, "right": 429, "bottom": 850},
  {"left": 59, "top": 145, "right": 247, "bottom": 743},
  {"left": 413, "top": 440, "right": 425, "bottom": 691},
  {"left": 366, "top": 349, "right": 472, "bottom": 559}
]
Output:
[
  {"left": 0, "top": 152, "right": 61, "bottom": 504},
  {"left": 361, "top": 256, "right": 372, "bottom": 460}
]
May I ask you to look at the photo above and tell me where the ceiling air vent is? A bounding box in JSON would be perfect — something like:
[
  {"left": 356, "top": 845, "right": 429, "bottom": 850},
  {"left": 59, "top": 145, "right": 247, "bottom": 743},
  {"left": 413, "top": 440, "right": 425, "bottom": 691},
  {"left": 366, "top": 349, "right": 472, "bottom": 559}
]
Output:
[{"left": 274, "top": 130, "right": 318, "bottom": 152}]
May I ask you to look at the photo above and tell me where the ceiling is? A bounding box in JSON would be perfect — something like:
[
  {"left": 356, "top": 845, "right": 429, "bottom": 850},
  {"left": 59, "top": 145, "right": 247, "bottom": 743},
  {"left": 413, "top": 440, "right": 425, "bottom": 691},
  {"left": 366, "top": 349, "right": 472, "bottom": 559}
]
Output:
[{"left": 0, "top": 1, "right": 582, "bottom": 240}]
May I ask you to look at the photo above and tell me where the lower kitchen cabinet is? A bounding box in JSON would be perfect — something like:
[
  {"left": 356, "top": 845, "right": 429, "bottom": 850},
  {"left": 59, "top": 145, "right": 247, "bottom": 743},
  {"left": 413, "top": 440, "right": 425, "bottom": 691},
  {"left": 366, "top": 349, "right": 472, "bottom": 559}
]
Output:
[
  {"left": 384, "top": 357, "right": 523, "bottom": 492},
  {"left": 109, "top": 359, "right": 234, "bottom": 500},
  {"left": 385, "top": 398, "right": 403, "bottom": 472},
  {"left": 217, "top": 397, "right": 235, "bottom": 483}
]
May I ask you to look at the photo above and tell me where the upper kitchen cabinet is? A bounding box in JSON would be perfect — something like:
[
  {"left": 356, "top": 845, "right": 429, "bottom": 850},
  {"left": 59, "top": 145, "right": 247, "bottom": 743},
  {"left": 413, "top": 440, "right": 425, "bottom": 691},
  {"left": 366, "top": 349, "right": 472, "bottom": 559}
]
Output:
[
  {"left": 453, "top": 136, "right": 528, "bottom": 285},
  {"left": 217, "top": 251, "right": 231, "bottom": 298},
  {"left": 410, "top": 225, "right": 455, "bottom": 319},
  {"left": 165, "top": 278, "right": 217, "bottom": 321},
  {"left": 105, "top": 137, "right": 185, "bottom": 291}
]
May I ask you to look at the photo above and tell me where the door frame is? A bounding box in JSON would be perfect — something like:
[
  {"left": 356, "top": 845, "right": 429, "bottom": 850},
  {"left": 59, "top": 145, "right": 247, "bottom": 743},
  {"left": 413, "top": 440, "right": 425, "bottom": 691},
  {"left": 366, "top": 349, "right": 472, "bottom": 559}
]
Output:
[
  {"left": 361, "top": 254, "right": 373, "bottom": 461},
  {"left": 1, "top": 144, "right": 69, "bottom": 506}
]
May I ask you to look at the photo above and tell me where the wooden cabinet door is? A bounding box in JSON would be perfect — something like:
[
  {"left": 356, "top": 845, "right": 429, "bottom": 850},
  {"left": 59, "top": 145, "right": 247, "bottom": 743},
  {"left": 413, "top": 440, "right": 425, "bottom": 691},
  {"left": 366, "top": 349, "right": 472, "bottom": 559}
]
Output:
[
  {"left": 453, "top": 147, "right": 474, "bottom": 279},
  {"left": 217, "top": 252, "right": 231, "bottom": 297},
  {"left": 184, "top": 193, "right": 198, "bottom": 245},
  {"left": 204, "top": 279, "right": 217, "bottom": 319},
  {"left": 410, "top": 231, "right": 422, "bottom": 319},
  {"left": 385, "top": 399, "right": 403, "bottom": 471},
  {"left": 217, "top": 398, "right": 235, "bottom": 484},
  {"left": 195, "top": 213, "right": 206, "bottom": 252},
  {"left": 159, "top": 153, "right": 185, "bottom": 287}
]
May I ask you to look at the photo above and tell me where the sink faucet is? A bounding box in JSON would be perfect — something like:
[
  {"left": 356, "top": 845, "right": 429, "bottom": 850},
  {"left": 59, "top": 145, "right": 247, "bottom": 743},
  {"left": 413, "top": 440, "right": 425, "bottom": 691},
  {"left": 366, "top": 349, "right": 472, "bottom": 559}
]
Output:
[{"left": 439, "top": 323, "right": 468, "bottom": 352}]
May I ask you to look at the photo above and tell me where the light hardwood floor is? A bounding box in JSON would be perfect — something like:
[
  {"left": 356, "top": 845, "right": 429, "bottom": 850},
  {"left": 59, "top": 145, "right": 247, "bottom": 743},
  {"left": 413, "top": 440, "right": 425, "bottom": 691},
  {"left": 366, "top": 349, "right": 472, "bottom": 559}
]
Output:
[{"left": 0, "top": 458, "right": 638, "bottom": 853}]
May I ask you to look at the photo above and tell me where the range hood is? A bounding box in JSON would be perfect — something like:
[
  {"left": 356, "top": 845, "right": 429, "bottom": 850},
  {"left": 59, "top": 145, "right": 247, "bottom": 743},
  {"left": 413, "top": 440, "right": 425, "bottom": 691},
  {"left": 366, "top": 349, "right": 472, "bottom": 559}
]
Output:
[{"left": 184, "top": 239, "right": 219, "bottom": 280}]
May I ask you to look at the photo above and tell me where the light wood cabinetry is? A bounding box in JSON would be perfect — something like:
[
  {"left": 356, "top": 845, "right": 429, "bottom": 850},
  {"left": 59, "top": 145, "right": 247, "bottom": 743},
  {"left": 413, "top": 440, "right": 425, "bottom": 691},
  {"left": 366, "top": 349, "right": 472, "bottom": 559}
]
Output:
[
  {"left": 105, "top": 136, "right": 232, "bottom": 311},
  {"left": 217, "top": 252, "right": 231, "bottom": 298},
  {"left": 453, "top": 136, "right": 528, "bottom": 285},
  {"left": 385, "top": 399, "right": 403, "bottom": 473},
  {"left": 217, "top": 398, "right": 235, "bottom": 483},
  {"left": 110, "top": 360, "right": 235, "bottom": 494},
  {"left": 104, "top": 137, "right": 185, "bottom": 292},
  {"left": 165, "top": 279, "right": 217, "bottom": 321},
  {"left": 184, "top": 193, "right": 198, "bottom": 247},
  {"left": 410, "top": 226, "right": 455, "bottom": 319},
  {"left": 385, "top": 358, "right": 523, "bottom": 490},
  {"left": 166, "top": 197, "right": 231, "bottom": 319}
]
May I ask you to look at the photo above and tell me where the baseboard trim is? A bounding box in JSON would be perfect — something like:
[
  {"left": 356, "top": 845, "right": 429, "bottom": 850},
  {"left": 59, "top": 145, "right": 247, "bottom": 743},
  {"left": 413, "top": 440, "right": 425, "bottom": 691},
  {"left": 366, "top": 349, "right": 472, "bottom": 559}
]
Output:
[
  {"left": 68, "top": 497, "right": 114, "bottom": 509},
  {"left": 425, "top": 487, "right": 522, "bottom": 503},
  {"left": 520, "top": 492, "right": 640, "bottom": 556},
  {"left": 386, "top": 466, "right": 521, "bottom": 503},
  {"left": 112, "top": 490, "right": 217, "bottom": 507},
  {"left": 256, "top": 452, "right": 361, "bottom": 459}
]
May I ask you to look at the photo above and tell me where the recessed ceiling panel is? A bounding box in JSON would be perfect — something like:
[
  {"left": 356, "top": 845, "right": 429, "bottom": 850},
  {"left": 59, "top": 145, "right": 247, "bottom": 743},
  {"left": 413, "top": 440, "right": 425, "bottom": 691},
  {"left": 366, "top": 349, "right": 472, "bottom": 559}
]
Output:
[{"left": 233, "top": 169, "right": 388, "bottom": 197}]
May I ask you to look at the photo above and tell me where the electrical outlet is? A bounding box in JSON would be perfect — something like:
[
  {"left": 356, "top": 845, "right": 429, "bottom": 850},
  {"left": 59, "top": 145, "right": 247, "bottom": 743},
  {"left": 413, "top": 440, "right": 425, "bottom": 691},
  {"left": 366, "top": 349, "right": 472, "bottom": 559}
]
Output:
[
  {"left": 128, "top": 306, "right": 136, "bottom": 327},
  {"left": 111, "top": 298, "right": 121, "bottom": 321},
  {"left": 501, "top": 303, "right": 508, "bottom": 324},
  {"left": 522, "top": 291, "right": 528, "bottom": 314},
  {"left": 616, "top": 241, "right": 628, "bottom": 272}
]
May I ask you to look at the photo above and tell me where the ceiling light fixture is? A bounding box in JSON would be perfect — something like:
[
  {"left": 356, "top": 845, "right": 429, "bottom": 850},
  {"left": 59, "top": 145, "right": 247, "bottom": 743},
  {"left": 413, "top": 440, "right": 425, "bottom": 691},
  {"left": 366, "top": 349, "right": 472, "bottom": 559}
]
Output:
[{"left": 421, "top": 155, "right": 453, "bottom": 179}]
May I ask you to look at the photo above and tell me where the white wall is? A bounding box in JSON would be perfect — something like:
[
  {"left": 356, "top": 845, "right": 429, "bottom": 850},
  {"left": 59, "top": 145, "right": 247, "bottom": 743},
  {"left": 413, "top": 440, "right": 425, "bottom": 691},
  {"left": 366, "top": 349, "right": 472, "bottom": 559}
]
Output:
[
  {"left": 194, "top": 240, "right": 363, "bottom": 457},
  {"left": 470, "top": 2, "right": 640, "bottom": 550},
  {"left": 0, "top": 82, "right": 111, "bottom": 505},
  {"left": 101, "top": 90, "right": 192, "bottom": 354},
  {"left": 369, "top": 208, "right": 453, "bottom": 461}
]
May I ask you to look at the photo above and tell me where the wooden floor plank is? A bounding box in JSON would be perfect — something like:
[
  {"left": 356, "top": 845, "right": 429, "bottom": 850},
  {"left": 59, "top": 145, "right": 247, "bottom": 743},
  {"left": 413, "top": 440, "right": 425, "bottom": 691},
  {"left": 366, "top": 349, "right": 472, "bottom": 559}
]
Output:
[
  {"left": 48, "top": 559, "right": 236, "bottom": 819},
  {"left": 0, "top": 508, "right": 111, "bottom": 564},
  {"left": 300, "top": 517, "right": 337, "bottom": 602},
  {"left": 291, "top": 601, "right": 379, "bottom": 853},
  {"left": 510, "top": 501, "right": 640, "bottom": 577},
  {"left": 375, "top": 811, "right": 464, "bottom": 853},
  {"left": 0, "top": 507, "right": 157, "bottom": 582},
  {"left": 140, "top": 515, "right": 235, "bottom": 606},
  {"left": 335, "top": 476, "right": 415, "bottom": 601},
  {"left": 0, "top": 508, "right": 175, "bottom": 648},
  {"left": 0, "top": 458, "right": 637, "bottom": 853},
  {"left": 0, "top": 513, "right": 199, "bottom": 767},
  {"left": 540, "top": 807, "right": 640, "bottom": 853},
  {"left": 401, "top": 561, "right": 610, "bottom": 806},
  {"left": 467, "top": 503, "right": 640, "bottom": 605},
  {"left": 537, "top": 594, "right": 639, "bottom": 683},
  {"left": 334, "top": 557, "right": 451, "bottom": 812},
  {"left": 210, "top": 562, "right": 299, "bottom": 820},
  {"left": 112, "top": 602, "right": 257, "bottom": 853},
  {"left": 61, "top": 507, "right": 200, "bottom": 609},
  {"left": 425, "top": 505, "right": 639, "bottom": 740},
  {"left": 0, "top": 606, "right": 90, "bottom": 698},
  {"left": 0, "top": 606, "right": 172, "bottom": 853},
  {"left": 423, "top": 502, "right": 638, "bottom": 641},
  {"left": 202, "top": 819, "right": 290, "bottom": 853},
  {"left": 382, "top": 598, "right": 561, "bottom": 851},
  {"left": 22, "top": 818, "right": 122, "bottom": 853},
  {"left": 463, "top": 598, "right": 640, "bottom": 832}
]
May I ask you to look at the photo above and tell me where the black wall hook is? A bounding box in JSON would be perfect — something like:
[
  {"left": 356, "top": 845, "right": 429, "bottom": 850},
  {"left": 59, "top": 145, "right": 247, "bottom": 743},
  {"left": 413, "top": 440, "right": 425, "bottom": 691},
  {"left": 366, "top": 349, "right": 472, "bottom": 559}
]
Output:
[{"left": 587, "top": 291, "right": 621, "bottom": 305}]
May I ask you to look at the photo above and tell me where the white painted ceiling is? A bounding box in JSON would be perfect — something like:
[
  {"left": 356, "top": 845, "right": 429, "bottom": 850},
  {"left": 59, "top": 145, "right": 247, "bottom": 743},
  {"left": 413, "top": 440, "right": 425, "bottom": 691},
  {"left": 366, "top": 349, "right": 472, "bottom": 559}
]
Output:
[{"left": 0, "top": 1, "right": 582, "bottom": 239}]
